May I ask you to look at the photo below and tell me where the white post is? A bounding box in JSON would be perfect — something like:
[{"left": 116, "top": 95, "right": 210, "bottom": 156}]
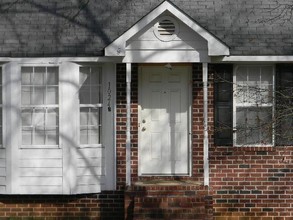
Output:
[
  {"left": 126, "top": 63, "right": 132, "bottom": 187},
  {"left": 203, "top": 63, "right": 209, "bottom": 186}
]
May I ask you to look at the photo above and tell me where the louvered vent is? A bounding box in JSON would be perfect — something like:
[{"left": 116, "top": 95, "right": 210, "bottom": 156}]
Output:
[
  {"left": 154, "top": 16, "right": 179, "bottom": 42},
  {"left": 158, "top": 19, "right": 176, "bottom": 36}
]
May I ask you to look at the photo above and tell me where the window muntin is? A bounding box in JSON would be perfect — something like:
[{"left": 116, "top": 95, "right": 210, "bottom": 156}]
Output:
[
  {"left": 234, "top": 66, "right": 274, "bottom": 146},
  {"left": 79, "top": 66, "right": 102, "bottom": 146},
  {"left": 21, "top": 66, "right": 59, "bottom": 147}
]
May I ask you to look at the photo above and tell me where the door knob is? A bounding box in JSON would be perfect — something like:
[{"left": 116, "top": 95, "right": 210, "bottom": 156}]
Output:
[
  {"left": 142, "top": 127, "right": 146, "bottom": 131},
  {"left": 142, "top": 119, "right": 146, "bottom": 123}
]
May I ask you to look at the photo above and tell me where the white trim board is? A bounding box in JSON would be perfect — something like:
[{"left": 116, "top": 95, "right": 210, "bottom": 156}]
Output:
[{"left": 213, "top": 56, "right": 293, "bottom": 62}]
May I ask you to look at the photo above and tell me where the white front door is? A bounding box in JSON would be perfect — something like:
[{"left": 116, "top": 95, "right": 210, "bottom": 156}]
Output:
[{"left": 139, "top": 65, "right": 191, "bottom": 175}]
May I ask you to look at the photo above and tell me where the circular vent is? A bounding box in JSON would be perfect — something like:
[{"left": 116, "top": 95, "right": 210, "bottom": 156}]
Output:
[
  {"left": 158, "top": 20, "right": 176, "bottom": 36},
  {"left": 154, "top": 16, "right": 179, "bottom": 42}
]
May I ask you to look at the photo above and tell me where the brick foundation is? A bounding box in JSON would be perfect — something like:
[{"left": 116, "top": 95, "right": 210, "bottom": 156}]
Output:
[{"left": 0, "top": 191, "right": 124, "bottom": 219}]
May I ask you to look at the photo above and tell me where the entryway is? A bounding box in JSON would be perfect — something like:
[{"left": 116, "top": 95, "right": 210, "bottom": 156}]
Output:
[{"left": 138, "top": 65, "right": 191, "bottom": 175}]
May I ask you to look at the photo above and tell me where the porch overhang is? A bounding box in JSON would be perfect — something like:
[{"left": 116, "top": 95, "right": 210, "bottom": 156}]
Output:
[{"left": 104, "top": 1, "right": 229, "bottom": 63}]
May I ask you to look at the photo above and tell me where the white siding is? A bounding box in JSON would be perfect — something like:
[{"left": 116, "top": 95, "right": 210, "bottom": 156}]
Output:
[
  {"left": 0, "top": 148, "right": 6, "bottom": 193},
  {"left": 18, "top": 148, "right": 63, "bottom": 194},
  {"left": 75, "top": 147, "right": 104, "bottom": 194}
]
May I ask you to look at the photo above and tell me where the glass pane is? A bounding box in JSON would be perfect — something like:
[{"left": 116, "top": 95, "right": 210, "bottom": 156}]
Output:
[
  {"left": 21, "top": 109, "right": 33, "bottom": 126},
  {"left": 91, "top": 86, "right": 101, "bottom": 104},
  {"left": 91, "top": 68, "right": 101, "bottom": 85},
  {"left": 46, "top": 87, "right": 58, "bottom": 104},
  {"left": 80, "top": 127, "right": 89, "bottom": 145},
  {"left": 47, "top": 108, "right": 58, "bottom": 127},
  {"left": 21, "top": 67, "right": 33, "bottom": 85},
  {"left": 21, "top": 86, "right": 32, "bottom": 105},
  {"left": 35, "top": 129, "right": 45, "bottom": 145},
  {"left": 89, "top": 109, "right": 99, "bottom": 126},
  {"left": 47, "top": 67, "right": 58, "bottom": 85},
  {"left": 34, "top": 109, "right": 45, "bottom": 127},
  {"left": 46, "top": 129, "right": 58, "bottom": 145},
  {"left": 79, "top": 87, "right": 91, "bottom": 104},
  {"left": 33, "top": 87, "right": 45, "bottom": 105},
  {"left": 89, "top": 128, "right": 100, "bottom": 144},
  {"left": 34, "top": 67, "right": 46, "bottom": 85},
  {"left": 22, "top": 128, "right": 33, "bottom": 145},
  {"left": 236, "top": 107, "right": 273, "bottom": 145},
  {"left": 80, "top": 108, "right": 89, "bottom": 125}
]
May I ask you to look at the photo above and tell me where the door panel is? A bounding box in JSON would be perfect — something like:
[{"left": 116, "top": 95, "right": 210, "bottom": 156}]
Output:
[{"left": 139, "top": 66, "right": 190, "bottom": 175}]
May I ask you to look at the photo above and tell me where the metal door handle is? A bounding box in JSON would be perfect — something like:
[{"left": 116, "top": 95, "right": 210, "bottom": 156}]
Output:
[{"left": 142, "top": 127, "right": 146, "bottom": 131}]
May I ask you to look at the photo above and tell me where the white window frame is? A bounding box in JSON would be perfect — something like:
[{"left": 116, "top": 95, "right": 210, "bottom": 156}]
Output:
[
  {"left": 78, "top": 66, "right": 103, "bottom": 148},
  {"left": 20, "top": 65, "right": 59, "bottom": 149},
  {"left": 233, "top": 65, "right": 275, "bottom": 147}
]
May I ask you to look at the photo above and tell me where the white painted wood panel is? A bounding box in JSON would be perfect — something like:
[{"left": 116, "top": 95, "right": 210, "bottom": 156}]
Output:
[
  {"left": 20, "top": 177, "right": 62, "bottom": 186},
  {"left": 76, "top": 147, "right": 103, "bottom": 193},
  {"left": 20, "top": 149, "right": 62, "bottom": 159},
  {"left": 19, "top": 159, "right": 62, "bottom": 168},
  {"left": 18, "top": 186, "right": 62, "bottom": 194},
  {"left": 125, "top": 16, "right": 209, "bottom": 63},
  {"left": 20, "top": 168, "right": 62, "bottom": 177}
]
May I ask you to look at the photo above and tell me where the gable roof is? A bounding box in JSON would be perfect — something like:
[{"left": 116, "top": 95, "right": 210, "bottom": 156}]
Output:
[
  {"left": 105, "top": 1, "right": 229, "bottom": 57},
  {"left": 0, "top": 0, "right": 293, "bottom": 57}
]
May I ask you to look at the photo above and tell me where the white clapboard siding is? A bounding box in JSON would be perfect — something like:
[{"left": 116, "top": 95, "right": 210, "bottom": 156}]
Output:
[
  {"left": 0, "top": 148, "right": 6, "bottom": 193},
  {"left": 76, "top": 147, "right": 103, "bottom": 194},
  {"left": 18, "top": 148, "right": 63, "bottom": 194}
]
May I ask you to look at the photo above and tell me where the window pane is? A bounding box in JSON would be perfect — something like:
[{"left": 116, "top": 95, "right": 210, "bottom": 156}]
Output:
[
  {"left": 79, "top": 86, "right": 91, "bottom": 104},
  {"left": 80, "top": 127, "right": 89, "bottom": 145},
  {"left": 46, "top": 67, "right": 58, "bottom": 85},
  {"left": 21, "top": 86, "right": 32, "bottom": 105},
  {"left": 35, "top": 129, "right": 45, "bottom": 145},
  {"left": 46, "top": 128, "right": 58, "bottom": 145},
  {"left": 21, "top": 67, "right": 33, "bottom": 85},
  {"left": 22, "top": 128, "right": 33, "bottom": 145},
  {"left": 236, "top": 107, "right": 272, "bottom": 145},
  {"left": 46, "top": 87, "right": 58, "bottom": 104},
  {"left": 33, "top": 87, "right": 45, "bottom": 105},
  {"left": 47, "top": 108, "right": 58, "bottom": 127},
  {"left": 21, "top": 109, "right": 33, "bottom": 126},
  {"left": 89, "top": 128, "right": 100, "bottom": 144},
  {"left": 34, "top": 67, "right": 46, "bottom": 85}
]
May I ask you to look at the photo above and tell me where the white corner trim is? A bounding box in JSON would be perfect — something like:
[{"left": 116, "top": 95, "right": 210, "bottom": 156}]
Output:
[
  {"left": 105, "top": 1, "right": 229, "bottom": 57},
  {"left": 202, "top": 63, "right": 209, "bottom": 186},
  {"left": 213, "top": 56, "right": 293, "bottom": 62}
]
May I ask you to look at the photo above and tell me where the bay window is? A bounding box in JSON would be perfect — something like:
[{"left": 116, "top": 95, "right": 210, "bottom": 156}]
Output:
[{"left": 0, "top": 62, "right": 115, "bottom": 194}]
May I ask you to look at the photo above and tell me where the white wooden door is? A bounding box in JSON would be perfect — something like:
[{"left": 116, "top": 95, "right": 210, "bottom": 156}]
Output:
[{"left": 139, "top": 66, "right": 191, "bottom": 175}]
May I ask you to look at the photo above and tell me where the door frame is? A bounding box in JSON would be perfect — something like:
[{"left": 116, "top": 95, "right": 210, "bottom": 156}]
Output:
[{"left": 137, "top": 64, "right": 193, "bottom": 176}]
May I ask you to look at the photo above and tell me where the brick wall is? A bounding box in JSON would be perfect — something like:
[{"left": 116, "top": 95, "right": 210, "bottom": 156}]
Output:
[
  {"left": 0, "top": 192, "right": 124, "bottom": 219},
  {"left": 208, "top": 64, "right": 293, "bottom": 219}
]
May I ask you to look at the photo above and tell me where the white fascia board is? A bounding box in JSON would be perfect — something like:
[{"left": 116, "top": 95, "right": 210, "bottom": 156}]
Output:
[
  {"left": 213, "top": 56, "right": 293, "bottom": 62},
  {"left": 0, "top": 57, "right": 122, "bottom": 63},
  {"left": 105, "top": 1, "right": 230, "bottom": 57}
]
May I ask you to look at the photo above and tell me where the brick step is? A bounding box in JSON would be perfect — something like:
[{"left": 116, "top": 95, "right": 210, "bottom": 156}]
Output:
[{"left": 125, "top": 181, "right": 213, "bottom": 220}]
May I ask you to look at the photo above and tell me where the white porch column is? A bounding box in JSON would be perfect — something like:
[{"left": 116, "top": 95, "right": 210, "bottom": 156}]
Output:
[
  {"left": 126, "top": 63, "right": 132, "bottom": 186},
  {"left": 203, "top": 63, "right": 209, "bottom": 186}
]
